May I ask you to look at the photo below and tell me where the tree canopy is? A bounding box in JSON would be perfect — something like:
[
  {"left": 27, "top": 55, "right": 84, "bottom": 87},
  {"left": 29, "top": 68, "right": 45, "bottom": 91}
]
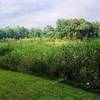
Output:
[{"left": 0, "top": 18, "right": 100, "bottom": 40}]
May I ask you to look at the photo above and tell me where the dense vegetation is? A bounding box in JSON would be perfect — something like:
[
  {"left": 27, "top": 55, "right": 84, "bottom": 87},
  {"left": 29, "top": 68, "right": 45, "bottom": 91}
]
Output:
[
  {"left": 0, "top": 38, "right": 100, "bottom": 93},
  {"left": 0, "top": 18, "right": 100, "bottom": 40},
  {"left": 0, "top": 18, "right": 100, "bottom": 96}
]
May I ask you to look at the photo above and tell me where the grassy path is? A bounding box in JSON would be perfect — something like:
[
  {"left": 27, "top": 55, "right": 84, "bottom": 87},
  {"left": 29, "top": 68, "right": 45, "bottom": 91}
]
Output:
[{"left": 0, "top": 69, "right": 99, "bottom": 100}]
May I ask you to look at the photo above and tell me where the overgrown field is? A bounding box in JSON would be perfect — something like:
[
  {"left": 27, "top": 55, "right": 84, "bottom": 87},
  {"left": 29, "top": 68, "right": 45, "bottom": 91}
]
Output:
[
  {"left": 0, "top": 69, "right": 100, "bottom": 100},
  {"left": 0, "top": 39, "right": 100, "bottom": 92}
]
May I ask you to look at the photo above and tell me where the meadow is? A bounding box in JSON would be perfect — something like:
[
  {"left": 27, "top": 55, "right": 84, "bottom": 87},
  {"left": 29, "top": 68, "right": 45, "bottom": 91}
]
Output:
[
  {"left": 0, "top": 38, "right": 100, "bottom": 94},
  {"left": 0, "top": 18, "right": 100, "bottom": 99},
  {"left": 0, "top": 69, "right": 100, "bottom": 100}
]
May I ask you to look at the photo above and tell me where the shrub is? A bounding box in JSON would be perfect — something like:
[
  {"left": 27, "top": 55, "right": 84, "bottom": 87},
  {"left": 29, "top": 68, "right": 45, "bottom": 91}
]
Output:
[{"left": 0, "top": 39, "right": 100, "bottom": 92}]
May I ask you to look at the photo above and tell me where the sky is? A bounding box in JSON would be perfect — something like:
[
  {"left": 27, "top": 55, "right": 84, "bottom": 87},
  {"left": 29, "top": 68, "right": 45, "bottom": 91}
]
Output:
[{"left": 0, "top": 0, "right": 100, "bottom": 28}]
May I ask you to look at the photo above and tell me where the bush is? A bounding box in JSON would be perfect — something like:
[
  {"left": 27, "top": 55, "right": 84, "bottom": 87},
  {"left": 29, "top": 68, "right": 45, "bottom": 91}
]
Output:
[{"left": 0, "top": 39, "right": 100, "bottom": 92}]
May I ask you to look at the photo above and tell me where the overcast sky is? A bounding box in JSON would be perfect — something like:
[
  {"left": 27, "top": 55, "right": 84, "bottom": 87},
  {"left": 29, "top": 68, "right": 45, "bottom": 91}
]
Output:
[{"left": 0, "top": 0, "right": 100, "bottom": 28}]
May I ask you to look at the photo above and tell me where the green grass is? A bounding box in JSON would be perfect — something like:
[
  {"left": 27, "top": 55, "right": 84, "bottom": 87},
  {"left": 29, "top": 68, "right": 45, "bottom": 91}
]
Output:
[{"left": 0, "top": 70, "right": 100, "bottom": 100}]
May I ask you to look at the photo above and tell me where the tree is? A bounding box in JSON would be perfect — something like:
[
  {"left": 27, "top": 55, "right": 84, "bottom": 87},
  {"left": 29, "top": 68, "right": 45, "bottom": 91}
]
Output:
[
  {"left": 43, "top": 25, "right": 55, "bottom": 38},
  {"left": 56, "top": 18, "right": 99, "bottom": 39}
]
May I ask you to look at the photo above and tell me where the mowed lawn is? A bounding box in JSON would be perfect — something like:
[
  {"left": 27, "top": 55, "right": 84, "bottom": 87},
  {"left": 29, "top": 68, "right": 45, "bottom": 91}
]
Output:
[{"left": 0, "top": 70, "right": 99, "bottom": 100}]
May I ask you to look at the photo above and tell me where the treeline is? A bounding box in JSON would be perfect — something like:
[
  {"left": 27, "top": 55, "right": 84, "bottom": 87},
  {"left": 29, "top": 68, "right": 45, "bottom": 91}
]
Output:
[{"left": 0, "top": 18, "right": 100, "bottom": 40}]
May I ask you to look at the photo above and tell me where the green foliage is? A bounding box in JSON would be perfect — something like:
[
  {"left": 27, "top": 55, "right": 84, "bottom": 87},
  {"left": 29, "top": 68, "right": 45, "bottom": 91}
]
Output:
[
  {"left": 56, "top": 18, "right": 100, "bottom": 39},
  {"left": 0, "top": 39, "right": 100, "bottom": 92},
  {"left": 0, "top": 18, "right": 100, "bottom": 40}
]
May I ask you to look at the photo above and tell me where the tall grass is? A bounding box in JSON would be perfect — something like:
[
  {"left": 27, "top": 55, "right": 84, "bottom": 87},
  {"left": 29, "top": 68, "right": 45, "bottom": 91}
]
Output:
[{"left": 0, "top": 39, "right": 100, "bottom": 92}]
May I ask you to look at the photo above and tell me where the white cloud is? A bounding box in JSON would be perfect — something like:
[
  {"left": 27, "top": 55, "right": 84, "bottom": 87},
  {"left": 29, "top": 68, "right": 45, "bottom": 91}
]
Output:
[{"left": 0, "top": 0, "right": 100, "bottom": 28}]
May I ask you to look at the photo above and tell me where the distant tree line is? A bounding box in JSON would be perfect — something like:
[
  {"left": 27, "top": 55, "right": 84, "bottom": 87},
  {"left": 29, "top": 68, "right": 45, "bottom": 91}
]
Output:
[{"left": 0, "top": 18, "right": 100, "bottom": 40}]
